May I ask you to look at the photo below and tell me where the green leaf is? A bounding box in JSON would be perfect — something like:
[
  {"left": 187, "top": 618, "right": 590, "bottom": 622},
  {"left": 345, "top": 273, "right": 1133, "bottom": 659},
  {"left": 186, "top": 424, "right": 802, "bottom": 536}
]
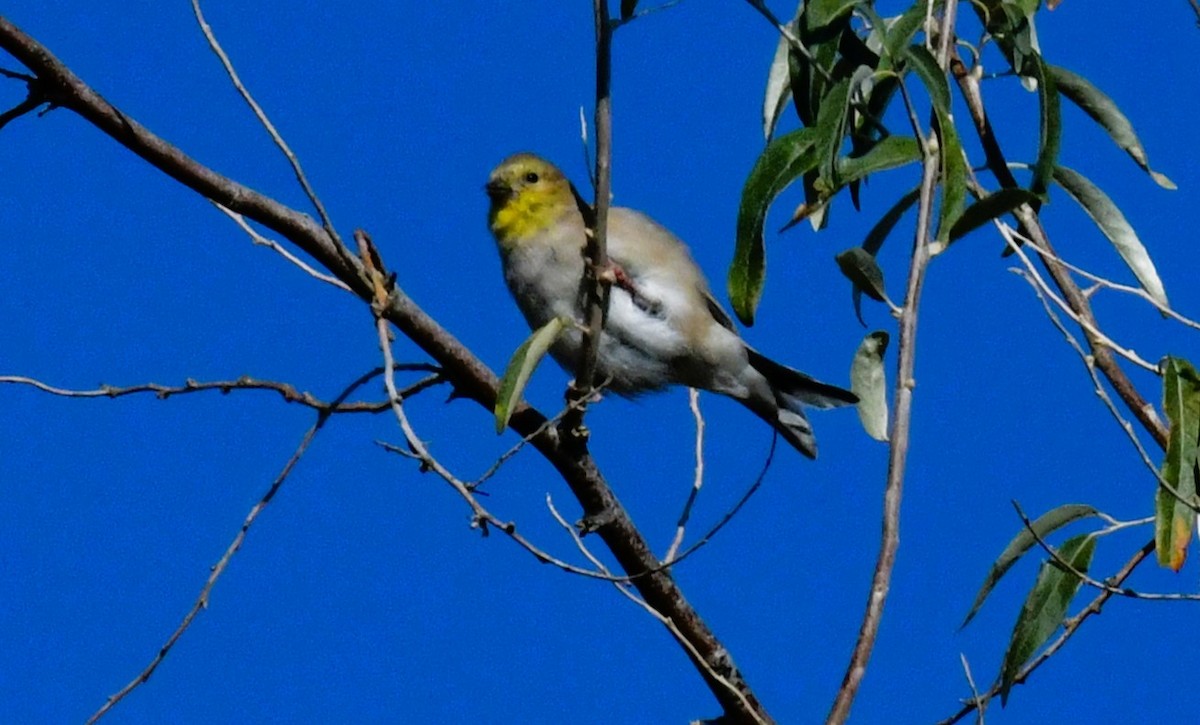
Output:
[
  {"left": 903, "top": 44, "right": 949, "bottom": 117},
  {"left": 836, "top": 247, "right": 889, "bottom": 304},
  {"left": 788, "top": 6, "right": 845, "bottom": 127},
  {"left": 1031, "top": 54, "right": 1061, "bottom": 198},
  {"left": 806, "top": 0, "right": 860, "bottom": 30},
  {"left": 763, "top": 26, "right": 794, "bottom": 142},
  {"left": 901, "top": 44, "right": 967, "bottom": 241},
  {"left": 731, "top": 128, "right": 821, "bottom": 326},
  {"left": 935, "top": 113, "right": 968, "bottom": 242},
  {"left": 620, "top": 0, "right": 638, "bottom": 20},
  {"left": 494, "top": 317, "right": 569, "bottom": 433},
  {"left": 1052, "top": 165, "right": 1168, "bottom": 308},
  {"left": 863, "top": 188, "right": 920, "bottom": 257},
  {"left": 1049, "top": 64, "right": 1175, "bottom": 189},
  {"left": 851, "top": 187, "right": 919, "bottom": 324},
  {"left": 999, "top": 533, "right": 1097, "bottom": 705},
  {"left": 1155, "top": 357, "right": 1200, "bottom": 571},
  {"left": 814, "top": 78, "right": 853, "bottom": 188},
  {"left": 947, "top": 188, "right": 1039, "bottom": 243},
  {"left": 836, "top": 135, "right": 921, "bottom": 184},
  {"left": 850, "top": 331, "right": 890, "bottom": 442},
  {"left": 882, "top": 2, "right": 930, "bottom": 68},
  {"left": 962, "top": 503, "right": 1100, "bottom": 628}
]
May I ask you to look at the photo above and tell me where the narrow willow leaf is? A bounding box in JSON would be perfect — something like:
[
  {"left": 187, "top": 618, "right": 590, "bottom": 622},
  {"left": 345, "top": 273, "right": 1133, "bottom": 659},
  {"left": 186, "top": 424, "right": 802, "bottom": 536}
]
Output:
[
  {"left": 850, "top": 188, "right": 919, "bottom": 323},
  {"left": 947, "top": 188, "right": 1039, "bottom": 243},
  {"left": 1155, "top": 357, "right": 1200, "bottom": 570},
  {"left": 882, "top": 2, "right": 929, "bottom": 68},
  {"left": 494, "top": 317, "right": 569, "bottom": 433},
  {"left": 731, "top": 128, "right": 821, "bottom": 325},
  {"left": 1031, "top": 55, "right": 1061, "bottom": 198},
  {"left": 837, "top": 135, "right": 921, "bottom": 184},
  {"left": 620, "top": 0, "right": 638, "bottom": 20},
  {"left": 789, "top": 8, "right": 844, "bottom": 127},
  {"left": 850, "top": 331, "right": 890, "bottom": 441},
  {"left": 904, "top": 44, "right": 950, "bottom": 116},
  {"left": 863, "top": 187, "right": 921, "bottom": 256},
  {"left": 936, "top": 114, "right": 968, "bottom": 242},
  {"left": 807, "top": 0, "right": 860, "bottom": 30},
  {"left": 902, "top": 44, "right": 966, "bottom": 240},
  {"left": 1052, "top": 166, "right": 1168, "bottom": 308},
  {"left": 962, "top": 503, "right": 1100, "bottom": 628},
  {"left": 814, "top": 78, "right": 853, "bottom": 189},
  {"left": 1000, "top": 534, "right": 1096, "bottom": 705},
  {"left": 836, "top": 247, "right": 889, "bottom": 304},
  {"left": 1050, "top": 64, "right": 1176, "bottom": 189},
  {"left": 763, "top": 29, "right": 794, "bottom": 142}
]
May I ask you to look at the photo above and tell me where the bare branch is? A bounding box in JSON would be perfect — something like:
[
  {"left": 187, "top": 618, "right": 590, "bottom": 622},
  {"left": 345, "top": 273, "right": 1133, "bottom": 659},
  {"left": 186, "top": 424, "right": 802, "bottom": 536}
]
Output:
[
  {"left": 949, "top": 47, "right": 1168, "bottom": 448},
  {"left": 85, "top": 368, "right": 382, "bottom": 723},
  {"left": 360, "top": 230, "right": 631, "bottom": 582},
  {"left": 1013, "top": 503, "right": 1200, "bottom": 601},
  {"left": 741, "top": 0, "right": 833, "bottom": 82},
  {"left": 959, "top": 653, "right": 986, "bottom": 725},
  {"left": 214, "top": 203, "right": 352, "bottom": 292},
  {"left": 937, "top": 541, "right": 1154, "bottom": 725},
  {"left": 561, "top": 0, "right": 615, "bottom": 448},
  {"left": 1006, "top": 230, "right": 1200, "bottom": 332},
  {"left": 0, "top": 371, "right": 441, "bottom": 413},
  {"left": 544, "top": 496, "right": 768, "bottom": 725},
  {"left": 828, "top": 5, "right": 958, "bottom": 723},
  {"left": 189, "top": 0, "right": 347, "bottom": 254},
  {"left": 665, "top": 388, "right": 705, "bottom": 562}
]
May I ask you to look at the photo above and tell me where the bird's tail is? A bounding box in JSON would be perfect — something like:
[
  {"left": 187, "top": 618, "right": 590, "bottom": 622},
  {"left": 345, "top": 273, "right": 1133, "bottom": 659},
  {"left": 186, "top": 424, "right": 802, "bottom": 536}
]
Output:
[{"left": 746, "top": 349, "right": 857, "bottom": 459}]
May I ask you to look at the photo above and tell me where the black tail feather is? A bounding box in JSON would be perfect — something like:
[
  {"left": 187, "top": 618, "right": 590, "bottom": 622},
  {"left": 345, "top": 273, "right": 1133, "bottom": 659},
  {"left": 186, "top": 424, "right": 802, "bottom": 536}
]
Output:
[{"left": 747, "top": 349, "right": 857, "bottom": 409}]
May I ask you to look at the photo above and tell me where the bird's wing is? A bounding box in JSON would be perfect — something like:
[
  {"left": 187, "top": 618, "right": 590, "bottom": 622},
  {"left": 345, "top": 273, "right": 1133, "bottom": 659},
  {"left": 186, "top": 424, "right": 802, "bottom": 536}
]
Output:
[{"left": 702, "top": 291, "right": 737, "bottom": 332}]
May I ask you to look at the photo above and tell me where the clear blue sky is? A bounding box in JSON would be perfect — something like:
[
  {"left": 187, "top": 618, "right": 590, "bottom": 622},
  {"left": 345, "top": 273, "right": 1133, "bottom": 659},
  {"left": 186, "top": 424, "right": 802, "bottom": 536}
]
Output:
[{"left": 2, "top": 2, "right": 1197, "bottom": 723}]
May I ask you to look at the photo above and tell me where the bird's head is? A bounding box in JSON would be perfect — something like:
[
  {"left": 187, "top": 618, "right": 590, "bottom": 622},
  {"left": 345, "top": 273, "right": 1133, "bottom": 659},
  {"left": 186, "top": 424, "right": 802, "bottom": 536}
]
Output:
[{"left": 485, "top": 153, "right": 576, "bottom": 248}]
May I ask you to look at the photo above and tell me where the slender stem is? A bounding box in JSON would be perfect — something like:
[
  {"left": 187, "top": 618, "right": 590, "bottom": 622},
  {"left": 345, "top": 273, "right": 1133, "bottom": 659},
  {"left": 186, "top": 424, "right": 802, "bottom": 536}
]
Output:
[
  {"left": 827, "top": 4, "right": 957, "bottom": 722},
  {"left": 562, "top": 0, "right": 614, "bottom": 446},
  {"left": 936, "top": 540, "right": 1154, "bottom": 725},
  {"left": 85, "top": 369, "right": 380, "bottom": 723},
  {"left": 948, "top": 49, "right": 1167, "bottom": 448}
]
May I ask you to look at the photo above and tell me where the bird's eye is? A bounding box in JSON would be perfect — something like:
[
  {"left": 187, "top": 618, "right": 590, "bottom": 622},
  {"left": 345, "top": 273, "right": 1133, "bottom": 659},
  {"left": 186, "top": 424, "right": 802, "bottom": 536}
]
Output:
[{"left": 524, "top": 172, "right": 539, "bottom": 184}]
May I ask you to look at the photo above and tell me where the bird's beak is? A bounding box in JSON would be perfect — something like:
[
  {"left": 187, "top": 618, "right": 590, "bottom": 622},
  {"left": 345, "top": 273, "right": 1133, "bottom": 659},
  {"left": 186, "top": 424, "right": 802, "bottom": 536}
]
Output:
[{"left": 484, "top": 179, "right": 512, "bottom": 202}]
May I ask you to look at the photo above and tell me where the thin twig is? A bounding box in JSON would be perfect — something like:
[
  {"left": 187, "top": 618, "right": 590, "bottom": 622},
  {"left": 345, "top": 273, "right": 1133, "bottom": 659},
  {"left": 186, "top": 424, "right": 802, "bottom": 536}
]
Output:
[
  {"left": 189, "top": 0, "right": 348, "bottom": 256},
  {"left": 214, "top": 203, "right": 352, "bottom": 292},
  {"left": 85, "top": 368, "right": 381, "bottom": 724},
  {"left": 1014, "top": 503, "right": 1200, "bottom": 601},
  {"left": 0, "top": 371, "right": 440, "bottom": 413},
  {"left": 1005, "top": 265, "right": 1194, "bottom": 513},
  {"left": 827, "top": 5, "right": 957, "bottom": 723},
  {"left": 561, "top": 0, "right": 615, "bottom": 449},
  {"left": 950, "top": 46, "right": 1168, "bottom": 448},
  {"left": 742, "top": 0, "right": 834, "bottom": 83},
  {"left": 1006, "top": 229, "right": 1200, "bottom": 332},
  {"left": 0, "top": 87, "right": 42, "bottom": 129},
  {"left": 611, "top": 0, "right": 683, "bottom": 28},
  {"left": 959, "top": 653, "right": 985, "bottom": 725},
  {"left": 1002, "top": 234, "right": 1160, "bottom": 374},
  {"left": 359, "top": 232, "right": 626, "bottom": 582},
  {"left": 544, "top": 496, "right": 768, "bottom": 725},
  {"left": 665, "top": 388, "right": 705, "bottom": 562},
  {"left": 470, "top": 395, "right": 597, "bottom": 491},
  {"left": 936, "top": 541, "right": 1154, "bottom": 725}
]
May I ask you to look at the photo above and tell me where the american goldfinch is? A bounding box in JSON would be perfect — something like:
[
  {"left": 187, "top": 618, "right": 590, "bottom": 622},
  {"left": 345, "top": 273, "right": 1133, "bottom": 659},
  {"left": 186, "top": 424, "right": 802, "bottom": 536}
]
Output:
[{"left": 485, "top": 153, "right": 856, "bottom": 458}]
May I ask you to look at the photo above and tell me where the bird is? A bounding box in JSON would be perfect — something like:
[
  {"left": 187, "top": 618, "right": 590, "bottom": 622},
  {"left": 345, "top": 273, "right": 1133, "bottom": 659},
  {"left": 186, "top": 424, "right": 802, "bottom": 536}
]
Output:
[{"left": 484, "top": 152, "right": 856, "bottom": 458}]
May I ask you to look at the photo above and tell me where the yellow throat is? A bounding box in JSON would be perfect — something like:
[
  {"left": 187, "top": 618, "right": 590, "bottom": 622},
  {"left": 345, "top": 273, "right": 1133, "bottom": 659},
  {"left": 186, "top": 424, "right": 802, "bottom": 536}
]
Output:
[{"left": 486, "top": 153, "right": 576, "bottom": 248}]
